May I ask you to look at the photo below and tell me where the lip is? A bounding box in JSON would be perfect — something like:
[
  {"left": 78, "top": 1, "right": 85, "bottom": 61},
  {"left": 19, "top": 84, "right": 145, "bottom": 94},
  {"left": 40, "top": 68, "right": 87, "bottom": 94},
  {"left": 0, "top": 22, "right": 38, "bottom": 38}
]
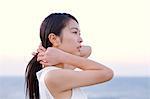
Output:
[
  {"left": 77, "top": 46, "right": 82, "bottom": 51},
  {"left": 77, "top": 45, "right": 81, "bottom": 48}
]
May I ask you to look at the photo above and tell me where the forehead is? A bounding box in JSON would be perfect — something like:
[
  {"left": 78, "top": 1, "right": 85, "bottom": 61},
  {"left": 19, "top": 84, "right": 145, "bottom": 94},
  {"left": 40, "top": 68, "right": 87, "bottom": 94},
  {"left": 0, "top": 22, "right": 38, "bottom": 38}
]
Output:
[
  {"left": 60, "top": 19, "right": 81, "bottom": 38},
  {"left": 66, "top": 19, "right": 80, "bottom": 30}
]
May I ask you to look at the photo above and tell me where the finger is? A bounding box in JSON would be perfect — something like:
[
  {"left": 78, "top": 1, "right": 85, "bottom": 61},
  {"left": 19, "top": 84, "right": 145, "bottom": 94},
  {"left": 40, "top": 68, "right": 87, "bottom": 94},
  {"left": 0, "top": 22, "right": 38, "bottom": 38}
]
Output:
[
  {"left": 37, "top": 48, "right": 44, "bottom": 53},
  {"left": 38, "top": 44, "right": 46, "bottom": 52},
  {"left": 37, "top": 55, "right": 46, "bottom": 62},
  {"left": 40, "top": 61, "right": 50, "bottom": 66},
  {"left": 37, "top": 52, "right": 45, "bottom": 57}
]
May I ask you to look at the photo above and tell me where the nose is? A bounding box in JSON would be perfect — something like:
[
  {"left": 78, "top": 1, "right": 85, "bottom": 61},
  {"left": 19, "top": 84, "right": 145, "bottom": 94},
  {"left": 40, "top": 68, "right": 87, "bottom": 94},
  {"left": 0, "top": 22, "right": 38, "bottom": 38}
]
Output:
[{"left": 78, "top": 36, "right": 83, "bottom": 44}]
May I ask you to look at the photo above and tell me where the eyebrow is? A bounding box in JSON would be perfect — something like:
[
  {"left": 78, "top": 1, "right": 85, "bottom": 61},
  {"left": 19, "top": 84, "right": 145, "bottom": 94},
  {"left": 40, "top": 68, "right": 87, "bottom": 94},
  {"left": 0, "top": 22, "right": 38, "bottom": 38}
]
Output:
[{"left": 70, "top": 27, "right": 80, "bottom": 32}]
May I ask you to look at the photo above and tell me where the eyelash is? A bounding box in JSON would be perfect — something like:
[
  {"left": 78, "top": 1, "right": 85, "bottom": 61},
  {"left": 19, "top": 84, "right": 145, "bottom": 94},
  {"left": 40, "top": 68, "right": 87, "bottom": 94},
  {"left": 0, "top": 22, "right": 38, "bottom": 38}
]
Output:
[{"left": 73, "top": 32, "right": 78, "bottom": 34}]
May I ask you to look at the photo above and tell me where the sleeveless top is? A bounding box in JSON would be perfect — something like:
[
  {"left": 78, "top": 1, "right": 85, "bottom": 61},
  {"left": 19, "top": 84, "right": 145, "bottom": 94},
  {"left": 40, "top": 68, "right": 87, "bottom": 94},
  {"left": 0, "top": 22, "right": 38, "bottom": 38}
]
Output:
[{"left": 36, "top": 66, "right": 88, "bottom": 99}]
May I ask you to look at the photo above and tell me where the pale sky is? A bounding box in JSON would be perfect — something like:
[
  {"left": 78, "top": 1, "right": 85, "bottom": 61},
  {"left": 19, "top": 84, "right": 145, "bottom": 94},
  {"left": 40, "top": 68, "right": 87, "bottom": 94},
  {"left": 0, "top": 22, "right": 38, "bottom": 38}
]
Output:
[{"left": 0, "top": 0, "right": 149, "bottom": 77}]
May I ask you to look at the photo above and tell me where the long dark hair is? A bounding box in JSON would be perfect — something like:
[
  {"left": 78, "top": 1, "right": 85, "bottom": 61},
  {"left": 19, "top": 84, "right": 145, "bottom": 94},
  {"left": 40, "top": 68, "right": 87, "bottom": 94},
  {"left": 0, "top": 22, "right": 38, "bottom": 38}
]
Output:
[{"left": 25, "top": 13, "right": 78, "bottom": 99}]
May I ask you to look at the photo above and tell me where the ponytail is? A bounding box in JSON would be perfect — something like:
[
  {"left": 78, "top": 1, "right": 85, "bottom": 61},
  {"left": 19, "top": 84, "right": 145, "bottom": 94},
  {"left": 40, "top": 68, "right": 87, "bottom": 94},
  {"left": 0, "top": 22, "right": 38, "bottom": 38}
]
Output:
[{"left": 25, "top": 55, "right": 42, "bottom": 99}]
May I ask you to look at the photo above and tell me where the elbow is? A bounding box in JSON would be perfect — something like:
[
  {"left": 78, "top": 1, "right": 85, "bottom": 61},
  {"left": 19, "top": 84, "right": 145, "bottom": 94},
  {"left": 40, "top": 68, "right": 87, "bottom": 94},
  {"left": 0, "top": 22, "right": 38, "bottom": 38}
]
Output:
[
  {"left": 97, "top": 68, "right": 114, "bottom": 83},
  {"left": 105, "top": 69, "right": 114, "bottom": 81}
]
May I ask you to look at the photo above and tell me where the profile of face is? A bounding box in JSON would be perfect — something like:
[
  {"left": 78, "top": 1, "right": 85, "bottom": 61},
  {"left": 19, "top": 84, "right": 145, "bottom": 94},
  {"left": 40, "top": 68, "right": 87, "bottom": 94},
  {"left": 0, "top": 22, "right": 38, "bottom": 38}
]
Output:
[{"left": 49, "top": 19, "right": 83, "bottom": 56}]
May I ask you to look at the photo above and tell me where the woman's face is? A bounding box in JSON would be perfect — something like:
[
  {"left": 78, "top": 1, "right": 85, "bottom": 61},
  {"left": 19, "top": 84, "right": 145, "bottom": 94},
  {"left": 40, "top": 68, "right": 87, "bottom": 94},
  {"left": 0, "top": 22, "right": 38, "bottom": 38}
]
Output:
[{"left": 57, "top": 19, "right": 83, "bottom": 56}]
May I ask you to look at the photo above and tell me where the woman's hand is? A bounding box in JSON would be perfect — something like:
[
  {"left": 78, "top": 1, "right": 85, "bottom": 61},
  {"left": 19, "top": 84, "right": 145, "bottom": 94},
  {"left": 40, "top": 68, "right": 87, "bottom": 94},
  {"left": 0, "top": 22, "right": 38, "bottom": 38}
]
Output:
[
  {"left": 35, "top": 44, "right": 92, "bottom": 66},
  {"left": 37, "top": 47, "right": 66, "bottom": 66}
]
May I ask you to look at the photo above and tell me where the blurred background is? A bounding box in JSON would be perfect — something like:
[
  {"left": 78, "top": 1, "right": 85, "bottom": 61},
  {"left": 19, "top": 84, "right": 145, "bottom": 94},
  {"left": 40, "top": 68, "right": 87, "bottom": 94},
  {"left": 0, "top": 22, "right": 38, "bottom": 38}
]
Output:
[{"left": 0, "top": 0, "right": 149, "bottom": 99}]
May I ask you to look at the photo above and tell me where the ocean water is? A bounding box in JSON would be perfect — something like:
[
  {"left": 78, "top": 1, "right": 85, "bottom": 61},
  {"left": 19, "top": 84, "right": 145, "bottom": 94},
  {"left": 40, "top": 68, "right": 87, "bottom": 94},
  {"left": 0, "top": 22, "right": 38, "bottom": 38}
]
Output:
[{"left": 0, "top": 76, "right": 149, "bottom": 99}]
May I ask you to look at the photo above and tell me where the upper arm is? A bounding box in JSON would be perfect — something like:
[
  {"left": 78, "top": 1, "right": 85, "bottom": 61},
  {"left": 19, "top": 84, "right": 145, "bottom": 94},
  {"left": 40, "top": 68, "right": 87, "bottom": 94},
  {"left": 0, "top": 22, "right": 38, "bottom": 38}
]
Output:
[{"left": 44, "top": 69, "right": 113, "bottom": 92}]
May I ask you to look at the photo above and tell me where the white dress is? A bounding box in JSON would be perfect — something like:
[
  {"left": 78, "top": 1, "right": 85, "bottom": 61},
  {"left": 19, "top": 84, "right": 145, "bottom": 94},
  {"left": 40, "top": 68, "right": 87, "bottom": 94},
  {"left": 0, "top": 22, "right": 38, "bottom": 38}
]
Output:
[{"left": 36, "top": 66, "right": 88, "bottom": 99}]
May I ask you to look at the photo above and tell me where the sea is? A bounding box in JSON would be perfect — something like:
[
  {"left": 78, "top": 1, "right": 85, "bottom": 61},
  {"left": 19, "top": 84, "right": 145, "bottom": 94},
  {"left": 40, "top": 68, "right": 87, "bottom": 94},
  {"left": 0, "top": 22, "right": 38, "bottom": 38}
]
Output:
[{"left": 0, "top": 76, "right": 149, "bottom": 99}]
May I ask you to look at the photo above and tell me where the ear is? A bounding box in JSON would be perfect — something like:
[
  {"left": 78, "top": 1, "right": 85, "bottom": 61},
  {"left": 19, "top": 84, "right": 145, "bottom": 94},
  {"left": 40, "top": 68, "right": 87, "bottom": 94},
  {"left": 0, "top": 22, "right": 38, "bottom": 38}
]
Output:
[{"left": 48, "top": 33, "right": 61, "bottom": 47}]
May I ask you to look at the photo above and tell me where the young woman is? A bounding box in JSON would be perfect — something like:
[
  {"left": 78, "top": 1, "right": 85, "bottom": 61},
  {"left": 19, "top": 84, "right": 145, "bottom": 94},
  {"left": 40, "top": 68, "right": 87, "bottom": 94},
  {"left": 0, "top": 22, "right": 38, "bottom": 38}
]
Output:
[{"left": 25, "top": 13, "right": 114, "bottom": 99}]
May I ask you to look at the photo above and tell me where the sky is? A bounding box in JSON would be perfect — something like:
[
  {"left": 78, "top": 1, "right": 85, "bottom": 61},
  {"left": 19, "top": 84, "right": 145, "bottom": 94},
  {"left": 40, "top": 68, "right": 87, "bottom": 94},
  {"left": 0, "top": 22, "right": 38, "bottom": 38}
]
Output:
[{"left": 0, "top": 0, "right": 149, "bottom": 77}]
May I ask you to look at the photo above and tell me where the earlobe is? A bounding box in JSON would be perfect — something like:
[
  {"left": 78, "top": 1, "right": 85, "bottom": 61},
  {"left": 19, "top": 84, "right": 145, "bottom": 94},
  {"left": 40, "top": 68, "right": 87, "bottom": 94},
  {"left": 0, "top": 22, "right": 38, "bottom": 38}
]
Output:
[
  {"left": 55, "top": 38, "right": 61, "bottom": 47},
  {"left": 53, "top": 42, "right": 59, "bottom": 47}
]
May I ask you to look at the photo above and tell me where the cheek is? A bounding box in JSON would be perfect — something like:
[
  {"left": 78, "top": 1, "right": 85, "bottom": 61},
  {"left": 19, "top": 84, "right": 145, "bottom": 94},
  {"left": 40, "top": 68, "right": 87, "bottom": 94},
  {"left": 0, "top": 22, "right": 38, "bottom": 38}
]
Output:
[
  {"left": 60, "top": 37, "right": 78, "bottom": 52},
  {"left": 65, "top": 39, "right": 76, "bottom": 48}
]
